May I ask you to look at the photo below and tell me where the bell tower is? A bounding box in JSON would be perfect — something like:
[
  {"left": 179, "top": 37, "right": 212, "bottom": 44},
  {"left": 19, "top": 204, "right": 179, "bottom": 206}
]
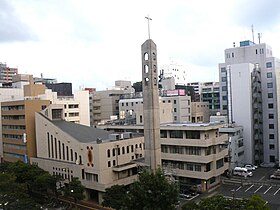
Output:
[{"left": 141, "top": 39, "right": 161, "bottom": 171}]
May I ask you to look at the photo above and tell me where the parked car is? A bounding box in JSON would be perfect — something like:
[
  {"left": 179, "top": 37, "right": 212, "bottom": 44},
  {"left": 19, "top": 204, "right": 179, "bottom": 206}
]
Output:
[
  {"left": 233, "top": 167, "right": 253, "bottom": 177},
  {"left": 270, "top": 169, "right": 280, "bottom": 179},
  {"left": 244, "top": 164, "right": 257, "bottom": 171}
]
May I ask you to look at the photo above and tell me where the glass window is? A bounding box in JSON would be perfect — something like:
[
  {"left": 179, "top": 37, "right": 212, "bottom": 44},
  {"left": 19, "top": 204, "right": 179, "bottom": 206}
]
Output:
[
  {"left": 170, "top": 130, "right": 183, "bottom": 138},
  {"left": 268, "top": 103, "right": 274, "bottom": 109},
  {"left": 222, "top": 86, "right": 227, "bottom": 91},
  {"left": 267, "top": 72, "right": 272, "bottom": 78},
  {"left": 269, "top": 144, "right": 275, "bottom": 150},
  {"left": 222, "top": 96, "right": 227, "bottom": 100},
  {"left": 174, "top": 100, "right": 176, "bottom": 104},
  {"left": 269, "top": 134, "right": 274, "bottom": 139},
  {"left": 266, "top": 62, "right": 272, "bottom": 68},
  {"left": 221, "top": 77, "right": 227, "bottom": 82},
  {"left": 269, "top": 114, "right": 274, "bottom": 119},
  {"left": 221, "top": 67, "right": 226, "bottom": 72},
  {"left": 267, "top": 83, "right": 273, "bottom": 88},
  {"left": 269, "top": 124, "right": 274, "bottom": 129},
  {"left": 268, "top": 93, "right": 273, "bottom": 98}
]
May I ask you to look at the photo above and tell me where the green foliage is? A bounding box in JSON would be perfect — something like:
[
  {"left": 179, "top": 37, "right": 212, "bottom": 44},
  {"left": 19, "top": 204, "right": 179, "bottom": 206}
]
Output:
[
  {"left": 102, "top": 185, "right": 128, "bottom": 210},
  {"left": 246, "top": 194, "right": 269, "bottom": 210},
  {"left": 181, "top": 194, "right": 268, "bottom": 210},
  {"left": 132, "top": 81, "right": 142, "bottom": 92},
  {"left": 0, "top": 161, "right": 62, "bottom": 209},
  {"left": 64, "top": 177, "right": 85, "bottom": 203},
  {"left": 102, "top": 168, "right": 179, "bottom": 210}
]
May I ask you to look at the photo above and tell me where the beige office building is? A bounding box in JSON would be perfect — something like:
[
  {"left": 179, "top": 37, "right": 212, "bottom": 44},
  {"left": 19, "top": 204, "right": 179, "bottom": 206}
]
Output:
[
  {"left": 31, "top": 106, "right": 144, "bottom": 204},
  {"left": 100, "top": 122, "right": 229, "bottom": 192}
]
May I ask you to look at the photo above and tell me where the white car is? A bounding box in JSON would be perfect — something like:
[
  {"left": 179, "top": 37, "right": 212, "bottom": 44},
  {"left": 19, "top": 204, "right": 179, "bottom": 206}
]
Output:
[{"left": 244, "top": 164, "right": 257, "bottom": 171}]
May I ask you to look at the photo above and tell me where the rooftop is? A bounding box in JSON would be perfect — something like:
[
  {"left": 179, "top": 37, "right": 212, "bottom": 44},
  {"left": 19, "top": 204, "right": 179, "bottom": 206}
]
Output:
[{"left": 51, "top": 119, "right": 113, "bottom": 143}]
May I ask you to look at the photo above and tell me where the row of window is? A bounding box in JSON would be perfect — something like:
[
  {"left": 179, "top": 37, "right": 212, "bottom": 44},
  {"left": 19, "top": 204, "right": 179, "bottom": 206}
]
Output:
[
  {"left": 161, "top": 145, "right": 219, "bottom": 156},
  {"left": 2, "top": 115, "right": 25, "bottom": 120},
  {"left": 162, "top": 160, "right": 202, "bottom": 171},
  {"left": 107, "top": 143, "right": 143, "bottom": 158},
  {"left": 2, "top": 125, "right": 26, "bottom": 130},
  {"left": 121, "top": 101, "right": 143, "bottom": 106},
  {"left": 221, "top": 62, "right": 273, "bottom": 73},
  {"left": 160, "top": 130, "right": 203, "bottom": 139},
  {"left": 1, "top": 105, "right": 24, "bottom": 111},
  {"left": 47, "top": 132, "right": 82, "bottom": 164},
  {"left": 3, "top": 134, "right": 23, "bottom": 140}
]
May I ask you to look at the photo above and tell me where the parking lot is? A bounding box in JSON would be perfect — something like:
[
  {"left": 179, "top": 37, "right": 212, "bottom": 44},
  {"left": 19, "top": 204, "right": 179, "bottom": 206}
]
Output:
[{"left": 178, "top": 167, "right": 280, "bottom": 210}]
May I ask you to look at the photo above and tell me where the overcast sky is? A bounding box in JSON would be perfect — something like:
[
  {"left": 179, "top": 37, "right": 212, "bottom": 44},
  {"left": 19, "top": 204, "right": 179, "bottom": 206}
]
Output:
[{"left": 1, "top": 0, "right": 280, "bottom": 91}]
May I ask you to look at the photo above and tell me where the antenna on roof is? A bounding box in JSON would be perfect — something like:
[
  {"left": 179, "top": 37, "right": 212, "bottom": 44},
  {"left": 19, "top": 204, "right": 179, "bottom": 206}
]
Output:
[
  {"left": 251, "top": 24, "right": 255, "bottom": 43},
  {"left": 258, "top": 33, "right": 262, "bottom": 44}
]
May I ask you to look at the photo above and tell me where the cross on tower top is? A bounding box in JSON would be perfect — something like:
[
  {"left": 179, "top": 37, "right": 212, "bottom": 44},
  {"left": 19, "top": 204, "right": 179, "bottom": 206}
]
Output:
[{"left": 145, "top": 15, "right": 152, "bottom": 39}]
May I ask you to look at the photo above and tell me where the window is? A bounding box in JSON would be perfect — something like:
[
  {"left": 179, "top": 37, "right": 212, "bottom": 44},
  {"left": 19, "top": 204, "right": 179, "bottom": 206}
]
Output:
[
  {"left": 222, "top": 86, "right": 227, "bottom": 91},
  {"left": 174, "top": 108, "right": 177, "bottom": 112},
  {"left": 267, "top": 72, "right": 272, "bottom": 78},
  {"left": 269, "top": 114, "right": 274, "bottom": 119},
  {"left": 107, "top": 149, "right": 110, "bottom": 158},
  {"left": 269, "top": 144, "right": 275, "bottom": 150},
  {"left": 222, "top": 96, "right": 227, "bottom": 100},
  {"left": 269, "top": 134, "right": 274, "bottom": 139},
  {"left": 107, "top": 161, "right": 111, "bottom": 167},
  {"left": 221, "top": 67, "right": 226, "bottom": 72},
  {"left": 170, "top": 130, "right": 183, "bottom": 138},
  {"left": 122, "top": 147, "right": 125, "bottom": 154},
  {"left": 270, "top": 155, "right": 275, "bottom": 163},
  {"left": 223, "top": 105, "right": 228, "bottom": 110},
  {"left": 267, "top": 83, "right": 273, "bottom": 88},
  {"left": 113, "top": 148, "right": 116, "bottom": 156},
  {"left": 160, "top": 130, "right": 167, "bottom": 138},
  {"left": 174, "top": 100, "right": 176, "bottom": 104},
  {"left": 127, "top": 146, "right": 129, "bottom": 153},
  {"left": 268, "top": 93, "right": 273, "bottom": 98},
  {"left": 174, "top": 116, "right": 177, "bottom": 121},
  {"left": 266, "top": 62, "right": 272, "bottom": 68},
  {"left": 140, "top": 115, "right": 143, "bottom": 123},
  {"left": 232, "top": 52, "right": 234, "bottom": 57},
  {"left": 216, "top": 158, "right": 224, "bottom": 169},
  {"left": 113, "top": 160, "right": 116, "bottom": 166},
  {"left": 221, "top": 77, "right": 227, "bottom": 82},
  {"left": 269, "top": 124, "right": 274, "bottom": 129},
  {"left": 268, "top": 103, "right": 274, "bottom": 109}
]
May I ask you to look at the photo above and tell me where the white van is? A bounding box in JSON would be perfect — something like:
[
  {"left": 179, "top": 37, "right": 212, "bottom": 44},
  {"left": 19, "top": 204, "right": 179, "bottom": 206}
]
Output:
[{"left": 233, "top": 167, "right": 253, "bottom": 177}]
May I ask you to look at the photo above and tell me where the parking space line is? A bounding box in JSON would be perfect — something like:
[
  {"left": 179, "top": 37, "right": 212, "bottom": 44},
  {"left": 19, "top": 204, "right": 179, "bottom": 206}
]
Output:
[
  {"left": 259, "top": 176, "right": 265, "bottom": 181},
  {"left": 264, "top": 186, "right": 272, "bottom": 194},
  {"left": 245, "top": 184, "right": 254, "bottom": 192},
  {"left": 274, "top": 188, "right": 280, "bottom": 196},
  {"left": 236, "top": 186, "right": 242, "bottom": 191},
  {"left": 254, "top": 185, "right": 263, "bottom": 193}
]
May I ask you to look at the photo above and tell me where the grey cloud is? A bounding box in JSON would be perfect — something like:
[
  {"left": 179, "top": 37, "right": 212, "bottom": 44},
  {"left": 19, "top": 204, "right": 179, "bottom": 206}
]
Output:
[
  {"left": 0, "top": 0, "right": 36, "bottom": 42},
  {"left": 232, "top": 0, "right": 280, "bottom": 31}
]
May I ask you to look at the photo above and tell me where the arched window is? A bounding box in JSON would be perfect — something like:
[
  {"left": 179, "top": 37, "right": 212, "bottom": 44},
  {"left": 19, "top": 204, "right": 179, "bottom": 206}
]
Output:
[
  {"left": 107, "top": 149, "right": 110, "bottom": 158},
  {"left": 144, "top": 65, "right": 149, "bottom": 74},
  {"left": 152, "top": 52, "right": 156, "bottom": 60},
  {"left": 144, "top": 52, "right": 149, "bottom": 61}
]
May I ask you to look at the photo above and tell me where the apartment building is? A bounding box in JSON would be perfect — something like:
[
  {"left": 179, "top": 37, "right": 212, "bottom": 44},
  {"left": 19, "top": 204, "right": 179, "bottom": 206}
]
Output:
[
  {"left": 118, "top": 93, "right": 191, "bottom": 124},
  {"left": 1, "top": 99, "right": 50, "bottom": 162},
  {"left": 31, "top": 107, "right": 144, "bottom": 204},
  {"left": 100, "top": 122, "right": 229, "bottom": 192},
  {"left": 89, "top": 80, "right": 135, "bottom": 126},
  {"left": 219, "top": 40, "right": 280, "bottom": 166},
  {"left": 191, "top": 102, "right": 210, "bottom": 123},
  {"left": 159, "top": 60, "right": 187, "bottom": 86},
  {"left": 0, "top": 62, "right": 18, "bottom": 85}
]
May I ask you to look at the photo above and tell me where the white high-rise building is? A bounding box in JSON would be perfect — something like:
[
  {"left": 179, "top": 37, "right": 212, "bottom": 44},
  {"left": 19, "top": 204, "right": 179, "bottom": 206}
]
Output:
[
  {"left": 219, "top": 40, "right": 280, "bottom": 166},
  {"left": 160, "top": 60, "right": 187, "bottom": 86}
]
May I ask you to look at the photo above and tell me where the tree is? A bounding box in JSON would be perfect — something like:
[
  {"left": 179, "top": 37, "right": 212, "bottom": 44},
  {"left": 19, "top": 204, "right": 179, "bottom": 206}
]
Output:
[
  {"left": 102, "top": 185, "right": 128, "bottom": 210},
  {"left": 246, "top": 194, "right": 269, "bottom": 210},
  {"left": 132, "top": 81, "right": 142, "bottom": 92},
  {"left": 102, "top": 168, "right": 179, "bottom": 210},
  {"left": 64, "top": 177, "right": 85, "bottom": 207},
  {"left": 181, "top": 194, "right": 269, "bottom": 210}
]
